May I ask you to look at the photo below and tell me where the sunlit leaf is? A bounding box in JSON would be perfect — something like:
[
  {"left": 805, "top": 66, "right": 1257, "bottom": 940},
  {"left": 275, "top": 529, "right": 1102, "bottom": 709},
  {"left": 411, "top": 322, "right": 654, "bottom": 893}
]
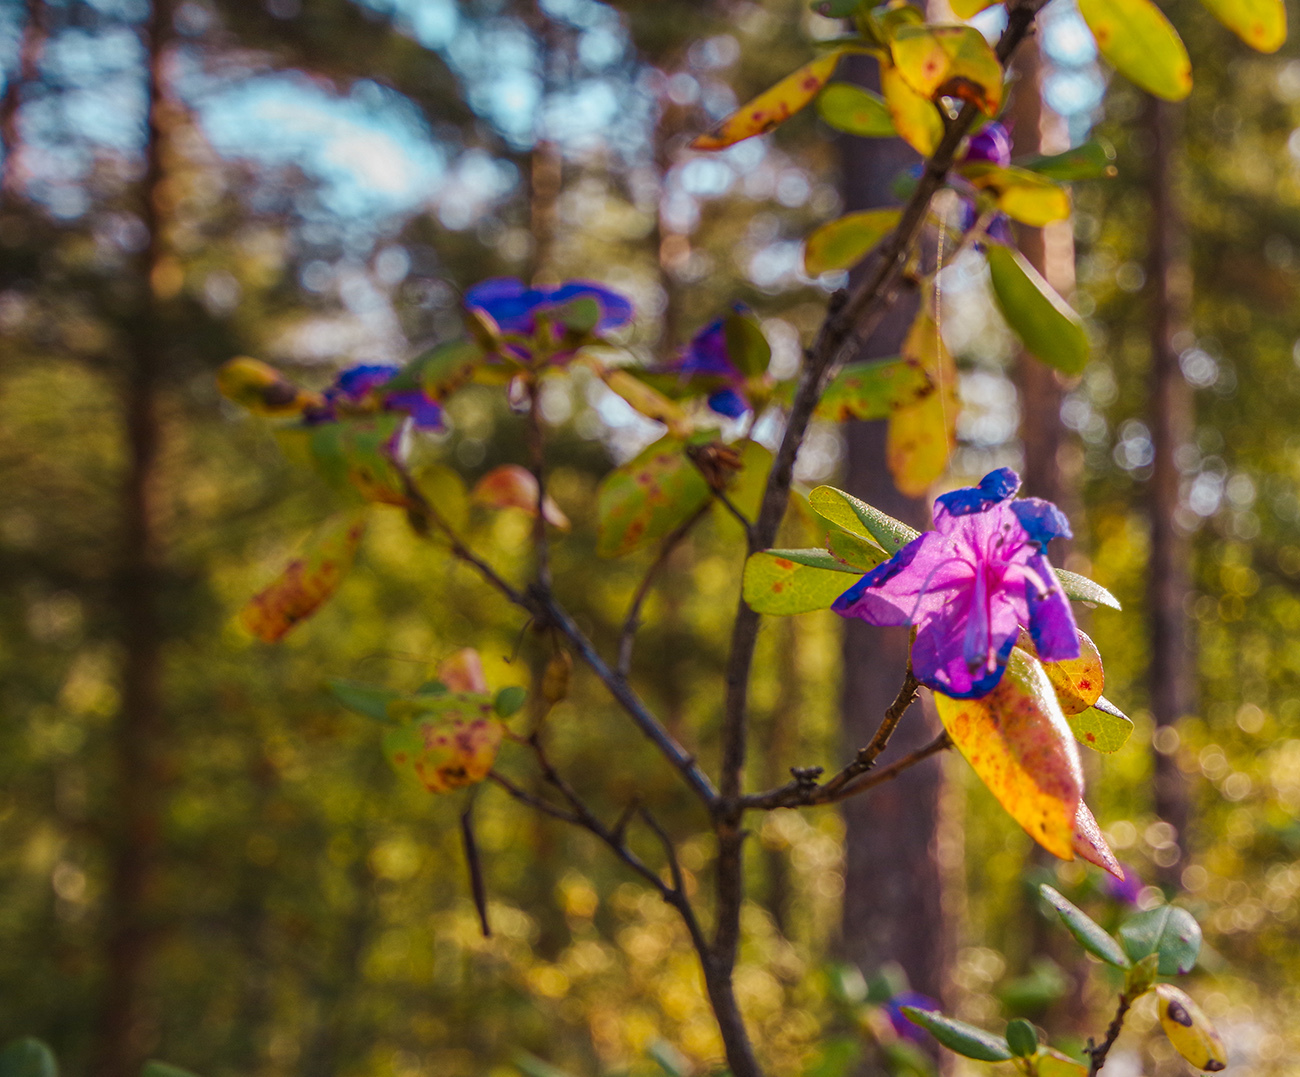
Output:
[
  {"left": 327, "top": 679, "right": 401, "bottom": 723},
  {"left": 1020, "top": 629, "right": 1103, "bottom": 715},
  {"left": 1039, "top": 884, "right": 1130, "bottom": 967},
  {"left": 0, "top": 1039, "right": 57, "bottom": 1077},
  {"left": 934, "top": 650, "right": 1083, "bottom": 859},
  {"left": 601, "top": 369, "right": 692, "bottom": 436},
  {"left": 1155, "top": 985, "right": 1228, "bottom": 1072},
  {"left": 899, "top": 1008, "right": 1012, "bottom": 1062},
  {"left": 1073, "top": 800, "right": 1125, "bottom": 878},
  {"left": 1069, "top": 697, "right": 1134, "bottom": 754},
  {"left": 888, "top": 307, "right": 957, "bottom": 496},
  {"left": 217, "top": 357, "right": 320, "bottom": 417},
  {"left": 692, "top": 50, "right": 846, "bottom": 149},
  {"left": 1118, "top": 904, "right": 1202, "bottom": 974},
  {"left": 472, "top": 464, "right": 571, "bottom": 531},
  {"left": 1035, "top": 1048, "right": 1088, "bottom": 1077},
  {"left": 949, "top": 0, "right": 1001, "bottom": 17},
  {"left": 889, "top": 24, "right": 1004, "bottom": 115},
  {"left": 742, "top": 549, "right": 860, "bottom": 615},
  {"left": 1200, "top": 0, "right": 1285, "bottom": 50},
  {"left": 384, "top": 693, "right": 505, "bottom": 793},
  {"left": 1078, "top": 0, "right": 1193, "bottom": 100},
  {"left": 1054, "top": 568, "right": 1121, "bottom": 609},
  {"left": 240, "top": 512, "right": 367, "bottom": 643},
  {"left": 881, "top": 60, "right": 944, "bottom": 156},
  {"left": 826, "top": 528, "right": 890, "bottom": 572},
  {"left": 986, "top": 242, "right": 1089, "bottom": 376},
  {"left": 816, "top": 82, "right": 895, "bottom": 136},
  {"left": 438, "top": 648, "right": 489, "bottom": 694},
  {"left": 597, "top": 437, "right": 712, "bottom": 557},
  {"left": 816, "top": 357, "right": 933, "bottom": 421},
  {"left": 805, "top": 209, "right": 902, "bottom": 276},
  {"left": 1019, "top": 139, "right": 1118, "bottom": 181},
  {"left": 959, "top": 164, "right": 1072, "bottom": 226},
  {"left": 808, "top": 485, "right": 919, "bottom": 553}
]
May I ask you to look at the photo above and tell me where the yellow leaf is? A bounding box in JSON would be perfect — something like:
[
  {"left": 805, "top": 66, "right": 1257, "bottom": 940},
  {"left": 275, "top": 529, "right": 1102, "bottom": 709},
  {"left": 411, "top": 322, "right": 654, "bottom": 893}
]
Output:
[
  {"left": 1073, "top": 800, "right": 1124, "bottom": 879},
  {"left": 1200, "top": 0, "right": 1285, "bottom": 51},
  {"left": 889, "top": 24, "right": 1004, "bottom": 115},
  {"left": 1078, "top": 0, "right": 1192, "bottom": 101},
  {"left": 217, "top": 357, "right": 321, "bottom": 417},
  {"left": 601, "top": 369, "right": 692, "bottom": 438},
  {"left": 887, "top": 306, "right": 956, "bottom": 496},
  {"left": 384, "top": 695, "right": 505, "bottom": 794},
  {"left": 692, "top": 51, "right": 845, "bottom": 150},
  {"left": 881, "top": 60, "right": 944, "bottom": 156},
  {"left": 1155, "top": 985, "right": 1228, "bottom": 1072},
  {"left": 1018, "top": 630, "right": 1104, "bottom": 715},
  {"left": 960, "top": 163, "right": 1071, "bottom": 226},
  {"left": 240, "top": 512, "right": 367, "bottom": 642},
  {"left": 934, "top": 650, "right": 1084, "bottom": 860}
]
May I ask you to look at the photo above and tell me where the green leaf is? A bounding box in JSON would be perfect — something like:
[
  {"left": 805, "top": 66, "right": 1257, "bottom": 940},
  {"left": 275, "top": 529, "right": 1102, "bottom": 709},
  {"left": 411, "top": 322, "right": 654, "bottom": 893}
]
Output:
[
  {"left": 1005, "top": 1019, "right": 1039, "bottom": 1058},
  {"left": 900, "top": 1008, "right": 1013, "bottom": 1062},
  {"left": 493, "top": 685, "right": 528, "bottom": 718},
  {"left": 815, "top": 358, "right": 933, "bottom": 421},
  {"left": 1019, "top": 138, "right": 1118, "bottom": 181},
  {"left": 724, "top": 309, "right": 772, "bottom": 378},
  {"left": 308, "top": 416, "right": 411, "bottom": 506},
  {"left": 1199, "top": 0, "right": 1286, "bottom": 51},
  {"left": 808, "top": 485, "right": 919, "bottom": 553},
  {"left": 743, "top": 549, "right": 859, "bottom": 615},
  {"left": 553, "top": 296, "right": 601, "bottom": 335},
  {"left": 802, "top": 1036, "right": 864, "bottom": 1077},
  {"left": 986, "top": 243, "right": 1089, "bottom": 376},
  {"left": 0, "top": 1039, "right": 57, "bottom": 1077},
  {"left": 1068, "top": 700, "right": 1134, "bottom": 754},
  {"left": 804, "top": 208, "right": 901, "bottom": 275},
  {"left": 1054, "top": 568, "right": 1121, "bottom": 610},
  {"left": 1078, "top": 0, "right": 1192, "bottom": 100},
  {"left": 141, "top": 1064, "right": 201, "bottom": 1077},
  {"left": 401, "top": 339, "right": 480, "bottom": 398},
  {"left": 513, "top": 1053, "right": 578, "bottom": 1077},
  {"left": 1118, "top": 904, "right": 1203, "bottom": 975},
  {"left": 384, "top": 693, "right": 505, "bottom": 794},
  {"left": 816, "top": 83, "right": 895, "bottom": 136},
  {"left": 327, "top": 679, "right": 401, "bottom": 723},
  {"left": 1039, "top": 885, "right": 1131, "bottom": 968},
  {"left": 826, "top": 528, "right": 889, "bottom": 572},
  {"left": 596, "top": 436, "right": 712, "bottom": 558}
]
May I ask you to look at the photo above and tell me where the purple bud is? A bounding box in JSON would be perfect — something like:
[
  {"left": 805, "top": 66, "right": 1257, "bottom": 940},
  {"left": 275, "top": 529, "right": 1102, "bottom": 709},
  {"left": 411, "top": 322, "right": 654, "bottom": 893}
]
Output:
[{"left": 962, "top": 122, "right": 1012, "bottom": 167}]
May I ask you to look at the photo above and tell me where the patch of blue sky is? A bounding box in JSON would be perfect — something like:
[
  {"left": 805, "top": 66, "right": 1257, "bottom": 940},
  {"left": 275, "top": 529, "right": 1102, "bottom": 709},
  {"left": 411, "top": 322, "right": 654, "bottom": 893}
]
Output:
[
  {"left": 540, "top": 0, "right": 620, "bottom": 31},
  {"left": 198, "top": 73, "right": 447, "bottom": 221},
  {"left": 352, "top": 0, "right": 460, "bottom": 49}
]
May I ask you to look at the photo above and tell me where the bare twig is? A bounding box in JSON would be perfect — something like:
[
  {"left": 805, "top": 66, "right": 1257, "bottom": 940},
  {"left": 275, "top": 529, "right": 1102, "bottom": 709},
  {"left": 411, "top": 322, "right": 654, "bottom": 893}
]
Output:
[
  {"left": 828, "top": 730, "right": 952, "bottom": 802},
  {"left": 459, "top": 801, "right": 491, "bottom": 937},
  {"left": 526, "top": 378, "right": 552, "bottom": 590},
  {"left": 1086, "top": 992, "right": 1133, "bottom": 1076},
  {"left": 617, "top": 502, "right": 711, "bottom": 676},
  {"left": 711, "top": 487, "right": 754, "bottom": 541}
]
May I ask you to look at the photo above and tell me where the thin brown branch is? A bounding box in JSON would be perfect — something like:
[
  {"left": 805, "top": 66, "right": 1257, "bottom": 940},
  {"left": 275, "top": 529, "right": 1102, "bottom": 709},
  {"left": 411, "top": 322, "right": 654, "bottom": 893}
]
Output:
[
  {"left": 1086, "top": 992, "right": 1133, "bottom": 1076},
  {"left": 526, "top": 378, "right": 553, "bottom": 590},
  {"left": 617, "top": 502, "right": 711, "bottom": 677}
]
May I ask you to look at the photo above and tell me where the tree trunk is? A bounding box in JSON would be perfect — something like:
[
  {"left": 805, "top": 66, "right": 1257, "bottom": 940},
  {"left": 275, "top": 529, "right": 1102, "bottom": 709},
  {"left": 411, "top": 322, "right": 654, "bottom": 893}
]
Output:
[
  {"left": 0, "top": 0, "right": 44, "bottom": 198},
  {"left": 93, "top": 3, "right": 173, "bottom": 1074},
  {"left": 837, "top": 54, "right": 949, "bottom": 1012},
  {"left": 1145, "top": 95, "right": 1194, "bottom": 877}
]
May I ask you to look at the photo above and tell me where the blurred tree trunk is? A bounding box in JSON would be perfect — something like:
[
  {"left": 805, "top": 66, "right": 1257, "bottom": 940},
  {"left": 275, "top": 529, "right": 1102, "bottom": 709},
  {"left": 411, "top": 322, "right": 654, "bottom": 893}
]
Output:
[
  {"left": 93, "top": 2, "right": 174, "bottom": 1074},
  {"left": 1145, "top": 95, "right": 1193, "bottom": 877},
  {"left": 0, "top": 0, "right": 43, "bottom": 198},
  {"left": 837, "top": 55, "right": 949, "bottom": 1013}
]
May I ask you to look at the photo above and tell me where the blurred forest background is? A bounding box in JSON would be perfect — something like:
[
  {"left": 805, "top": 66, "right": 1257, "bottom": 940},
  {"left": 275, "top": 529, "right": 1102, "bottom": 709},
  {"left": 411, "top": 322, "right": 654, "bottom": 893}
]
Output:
[{"left": 3, "top": 0, "right": 1300, "bottom": 1075}]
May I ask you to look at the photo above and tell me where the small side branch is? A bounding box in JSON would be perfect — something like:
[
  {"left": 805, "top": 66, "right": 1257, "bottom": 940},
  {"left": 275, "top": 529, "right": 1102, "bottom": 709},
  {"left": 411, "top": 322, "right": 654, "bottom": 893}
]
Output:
[{"left": 1086, "top": 992, "right": 1133, "bottom": 1076}]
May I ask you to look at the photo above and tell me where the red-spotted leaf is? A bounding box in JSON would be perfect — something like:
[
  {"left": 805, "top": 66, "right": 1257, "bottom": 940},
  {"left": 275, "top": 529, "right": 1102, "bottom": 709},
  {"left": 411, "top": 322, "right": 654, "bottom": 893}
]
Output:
[
  {"left": 1069, "top": 695, "right": 1134, "bottom": 754},
  {"left": 805, "top": 209, "right": 902, "bottom": 276},
  {"left": 742, "top": 549, "right": 860, "bottom": 615},
  {"left": 816, "top": 357, "right": 933, "bottom": 421},
  {"left": 384, "top": 694, "right": 505, "bottom": 793},
  {"left": 986, "top": 242, "right": 1089, "bottom": 376},
  {"left": 597, "top": 436, "right": 712, "bottom": 557},
  {"left": 816, "top": 82, "right": 895, "bottom": 137},
  {"left": 240, "top": 512, "right": 367, "bottom": 642},
  {"left": 217, "top": 357, "right": 321, "bottom": 416},
  {"left": 472, "top": 464, "right": 571, "bottom": 531},
  {"left": 1078, "top": 0, "right": 1192, "bottom": 101},
  {"left": 934, "top": 649, "right": 1084, "bottom": 859},
  {"left": 1021, "top": 630, "right": 1104, "bottom": 715},
  {"left": 888, "top": 306, "right": 957, "bottom": 496},
  {"left": 1074, "top": 800, "right": 1124, "bottom": 879},
  {"left": 692, "top": 50, "right": 846, "bottom": 149},
  {"left": 881, "top": 60, "right": 944, "bottom": 155},
  {"left": 438, "top": 648, "right": 489, "bottom": 694},
  {"left": 1200, "top": 0, "right": 1285, "bottom": 51},
  {"left": 889, "top": 24, "right": 1004, "bottom": 115}
]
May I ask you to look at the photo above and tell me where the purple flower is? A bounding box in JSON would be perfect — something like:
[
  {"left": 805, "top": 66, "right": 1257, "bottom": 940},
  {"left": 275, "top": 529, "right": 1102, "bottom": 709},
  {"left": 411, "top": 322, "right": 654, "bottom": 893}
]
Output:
[
  {"left": 961, "top": 121, "right": 1012, "bottom": 167},
  {"left": 884, "top": 992, "right": 940, "bottom": 1044},
  {"left": 653, "top": 309, "right": 755, "bottom": 419},
  {"left": 463, "top": 277, "right": 633, "bottom": 365},
  {"left": 307, "top": 363, "right": 445, "bottom": 430},
  {"left": 833, "top": 468, "right": 1079, "bottom": 698}
]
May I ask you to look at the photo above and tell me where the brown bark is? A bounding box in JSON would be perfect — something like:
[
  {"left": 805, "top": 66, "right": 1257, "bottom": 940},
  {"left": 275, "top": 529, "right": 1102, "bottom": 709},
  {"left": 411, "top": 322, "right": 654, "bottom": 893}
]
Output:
[
  {"left": 1145, "top": 96, "right": 1194, "bottom": 873},
  {"left": 0, "top": 0, "right": 44, "bottom": 198},
  {"left": 93, "top": 3, "right": 173, "bottom": 1075},
  {"left": 837, "top": 53, "right": 949, "bottom": 1007}
]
